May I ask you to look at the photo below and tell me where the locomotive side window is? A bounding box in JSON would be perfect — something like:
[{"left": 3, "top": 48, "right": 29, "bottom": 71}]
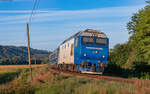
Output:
[
  {"left": 82, "top": 37, "right": 94, "bottom": 45},
  {"left": 96, "top": 38, "right": 107, "bottom": 46}
]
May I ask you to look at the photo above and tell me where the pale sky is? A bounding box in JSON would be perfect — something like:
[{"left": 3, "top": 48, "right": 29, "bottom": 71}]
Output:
[{"left": 0, "top": 0, "right": 146, "bottom": 51}]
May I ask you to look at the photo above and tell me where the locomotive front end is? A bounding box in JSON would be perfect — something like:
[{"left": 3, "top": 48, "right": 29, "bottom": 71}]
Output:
[{"left": 74, "top": 29, "right": 109, "bottom": 74}]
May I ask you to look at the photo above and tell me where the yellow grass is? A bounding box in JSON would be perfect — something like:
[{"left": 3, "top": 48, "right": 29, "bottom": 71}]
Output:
[
  {"left": 0, "top": 64, "right": 46, "bottom": 68},
  {"left": 0, "top": 64, "right": 47, "bottom": 74}
]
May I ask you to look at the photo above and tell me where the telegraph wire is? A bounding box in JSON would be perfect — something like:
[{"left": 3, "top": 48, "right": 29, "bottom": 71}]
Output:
[
  {"left": 28, "top": 0, "right": 40, "bottom": 50},
  {"left": 28, "top": 0, "right": 40, "bottom": 24},
  {"left": 27, "top": 0, "right": 40, "bottom": 50}
]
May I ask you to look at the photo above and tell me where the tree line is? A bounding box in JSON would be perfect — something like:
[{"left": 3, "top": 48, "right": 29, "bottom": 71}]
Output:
[
  {"left": 0, "top": 56, "right": 49, "bottom": 65},
  {"left": 106, "top": 1, "right": 150, "bottom": 79}
]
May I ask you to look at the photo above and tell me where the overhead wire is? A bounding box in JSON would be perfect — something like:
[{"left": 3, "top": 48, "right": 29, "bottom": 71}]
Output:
[
  {"left": 28, "top": 0, "right": 40, "bottom": 24},
  {"left": 28, "top": 0, "right": 40, "bottom": 52},
  {"left": 27, "top": 0, "right": 40, "bottom": 44}
]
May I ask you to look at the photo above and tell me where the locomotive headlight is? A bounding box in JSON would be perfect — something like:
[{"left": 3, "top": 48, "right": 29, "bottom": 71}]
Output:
[
  {"left": 102, "top": 55, "right": 105, "bottom": 58},
  {"left": 84, "top": 53, "right": 86, "bottom": 56}
]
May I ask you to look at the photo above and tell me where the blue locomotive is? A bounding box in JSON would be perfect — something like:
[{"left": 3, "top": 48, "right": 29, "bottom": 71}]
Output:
[{"left": 54, "top": 29, "right": 109, "bottom": 74}]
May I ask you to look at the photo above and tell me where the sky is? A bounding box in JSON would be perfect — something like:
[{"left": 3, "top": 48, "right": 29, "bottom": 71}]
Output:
[{"left": 0, "top": 0, "right": 147, "bottom": 51}]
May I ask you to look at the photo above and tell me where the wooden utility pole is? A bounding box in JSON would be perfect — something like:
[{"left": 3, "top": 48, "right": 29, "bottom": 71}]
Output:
[{"left": 27, "top": 23, "right": 33, "bottom": 82}]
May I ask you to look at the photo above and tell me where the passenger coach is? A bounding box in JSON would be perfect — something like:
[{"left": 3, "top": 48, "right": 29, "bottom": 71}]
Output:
[{"left": 58, "top": 29, "right": 109, "bottom": 74}]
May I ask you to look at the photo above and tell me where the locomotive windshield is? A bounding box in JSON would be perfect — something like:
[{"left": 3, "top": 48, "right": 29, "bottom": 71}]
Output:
[
  {"left": 96, "top": 38, "right": 107, "bottom": 46},
  {"left": 82, "top": 37, "right": 107, "bottom": 46},
  {"left": 82, "top": 37, "right": 94, "bottom": 45}
]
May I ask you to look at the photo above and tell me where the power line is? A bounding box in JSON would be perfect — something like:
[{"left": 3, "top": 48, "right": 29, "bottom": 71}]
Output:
[
  {"left": 27, "top": 0, "right": 40, "bottom": 50},
  {"left": 28, "top": 0, "right": 40, "bottom": 24}
]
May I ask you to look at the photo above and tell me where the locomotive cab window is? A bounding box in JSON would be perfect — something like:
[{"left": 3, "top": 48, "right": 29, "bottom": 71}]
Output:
[
  {"left": 82, "top": 37, "right": 94, "bottom": 45},
  {"left": 96, "top": 38, "right": 107, "bottom": 46}
]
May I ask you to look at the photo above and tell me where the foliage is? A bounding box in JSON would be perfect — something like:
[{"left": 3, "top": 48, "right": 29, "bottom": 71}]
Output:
[
  {"left": 108, "top": 1, "right": 150, "bottom": 79},
  {"left": 109, "top": 43, "right": 132, "bottom": 66},
  {"left": 127, "top": 3, "right": 150, "bottom": 64}
]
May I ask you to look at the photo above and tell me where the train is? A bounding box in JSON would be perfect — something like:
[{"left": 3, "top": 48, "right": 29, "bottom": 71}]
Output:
[{"left": 49, "top": 29, "right": 109, "bottom": 74}]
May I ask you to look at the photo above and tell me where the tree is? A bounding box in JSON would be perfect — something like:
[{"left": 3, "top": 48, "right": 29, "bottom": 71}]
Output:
[
  {"left": 127, "top": 2, "right": 150, "bottom": 64},
  {"left": 12, "top": 56, "right": 21, "bottom": 64},
  {"left": 109, "top": 43, "right": 132, "bottom": 66}
]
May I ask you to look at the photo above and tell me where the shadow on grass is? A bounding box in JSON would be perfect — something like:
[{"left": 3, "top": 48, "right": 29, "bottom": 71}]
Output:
[
  {"left": 104, "top": 63, "right": 150, "bottom": 79},
  {"left": 0, "top": 69, "right": 22, "bottom": 84}
]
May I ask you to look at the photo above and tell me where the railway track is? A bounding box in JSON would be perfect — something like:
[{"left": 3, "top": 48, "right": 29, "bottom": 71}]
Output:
[{"left": 50, "top": 67, "right": 150, "bottom": 85}]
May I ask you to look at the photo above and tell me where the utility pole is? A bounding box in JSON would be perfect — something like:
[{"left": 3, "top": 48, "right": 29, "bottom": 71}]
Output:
[{"left": 27, "top": 23, "right": 33, "bottom": 82}]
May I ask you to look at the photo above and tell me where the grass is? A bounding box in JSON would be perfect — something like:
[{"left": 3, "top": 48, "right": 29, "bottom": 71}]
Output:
[
  {"left": 34, "top": 67, "right": 150, "bottom": 94},
  {"left": 0, "top": 78, "right": 35, "bottom": 94},
  {"left": 0, "top": 64, "right": 46, "bottom": 94},
  {"left": 0, "top": 64, "right": 149, "bottom": 94},
  {"left": 0, "top": 71, "right": 21, "bottom": 84},
  {"left": 35, "top": 74, "right": 136, "bottom": 94},
  {"left": 0, "top": 67, "right": 24, "bottom": 84},
  {"left": 0, "top": 65, "right": 46, "bottom": 84}
]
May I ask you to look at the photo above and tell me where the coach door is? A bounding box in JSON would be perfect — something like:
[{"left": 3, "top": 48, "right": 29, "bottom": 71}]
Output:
[{"left": 70, "top": 44, "right": 74, "bottom": 56}]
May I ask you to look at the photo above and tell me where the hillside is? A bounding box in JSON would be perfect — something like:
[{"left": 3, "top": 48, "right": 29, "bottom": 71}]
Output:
[{"left": 0, "top": 45, "right": 51, "bottom": 64}]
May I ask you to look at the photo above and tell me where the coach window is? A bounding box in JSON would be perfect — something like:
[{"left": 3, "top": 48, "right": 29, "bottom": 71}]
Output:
[{"left": 68, "top": 43, "right": 69, "bottom": 47}]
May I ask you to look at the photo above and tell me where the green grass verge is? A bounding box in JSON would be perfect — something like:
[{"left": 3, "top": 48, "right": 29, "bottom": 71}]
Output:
[
  {"left": 35, "top": 74, "right": 135, "bottom": 94},
  {"left": 0, "top": 66, "right": 149, "bottom": 94}
]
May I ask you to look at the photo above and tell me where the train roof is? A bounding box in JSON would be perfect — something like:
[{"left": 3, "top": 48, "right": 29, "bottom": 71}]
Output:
[{"left": 61, "top": 29, "right": 107, "bottom": 45}]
